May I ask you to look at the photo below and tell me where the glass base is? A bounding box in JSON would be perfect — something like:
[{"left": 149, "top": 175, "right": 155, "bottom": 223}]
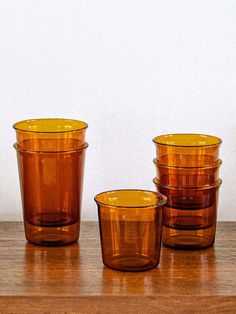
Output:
[
  {"left": 24, "top": 221, "right": 80, "bottom": 246},
  {"left": 162, "top": 224, "right": 216, "bottom": 249},
  {"left": 103, "top": 256, "right": 159, "bottom": 272}
]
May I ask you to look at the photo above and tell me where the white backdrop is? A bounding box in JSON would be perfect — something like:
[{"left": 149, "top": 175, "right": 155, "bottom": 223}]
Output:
[{"left": 0, "top": 0, "right": 236, "bottom": 221}]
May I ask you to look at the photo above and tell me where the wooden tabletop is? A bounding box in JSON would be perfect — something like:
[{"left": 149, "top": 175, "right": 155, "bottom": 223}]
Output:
[{"left": 0, "top": 222, "right": 235, "bottom": 313}]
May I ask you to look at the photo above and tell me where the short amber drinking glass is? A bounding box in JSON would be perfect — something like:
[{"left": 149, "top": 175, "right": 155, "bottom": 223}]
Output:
[
  {"left": 154, "top": 158, "right": 222, "bottom": 187},
  {"left": 13, "top": 118, "right": 88, "bottom": 151},
  {"left": 153, "top": 134, "right": 222, "bottom": 167},
  {"left": 153, "top": 178, "right": 222, "bottom": 249},
  {"left": 95, "top": 190, "right": 167, "bottom": 271}
]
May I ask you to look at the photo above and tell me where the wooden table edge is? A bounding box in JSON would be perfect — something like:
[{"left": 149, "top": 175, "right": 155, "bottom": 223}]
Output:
[{"left": 0, "top": 295, "right": 236, "bottom": 313}]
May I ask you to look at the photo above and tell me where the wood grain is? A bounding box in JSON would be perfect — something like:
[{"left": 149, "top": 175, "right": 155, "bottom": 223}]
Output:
[{"left": 0, "top": 221, "right": 235, "bottom": 313}]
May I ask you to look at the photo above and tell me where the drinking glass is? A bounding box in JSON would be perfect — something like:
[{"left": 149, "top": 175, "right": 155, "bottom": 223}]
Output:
[
  {"left": 13, "top": 118, "right": 88, "bottom": 151},
  {"left": 153, "top": 178, "right": 222, "bottom": 249},
  {"left": 153, "top": 134, "right": 222, "bottom": 167},
  {"left": 153, "top": 158, "right": 222, "bottom": 187},
  {"left": 95, "top": 189, "right": 167, "bottom": 271},
  {"left": 13, "top": 118, "right": 88, "bottom": 245}
]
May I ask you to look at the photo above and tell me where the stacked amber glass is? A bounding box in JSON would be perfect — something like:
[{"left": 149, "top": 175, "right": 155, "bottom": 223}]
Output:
[
  {"left": 13, "top": 118, "right": 88, "bottom": 246},
  {"left": 152, "top": 134, "right": 222, "bottom": 249}
]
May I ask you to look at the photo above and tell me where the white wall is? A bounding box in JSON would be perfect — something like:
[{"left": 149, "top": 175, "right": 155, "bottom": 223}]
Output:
[{"left": 0, "top": 0, "right": 236, "bottom": 221}]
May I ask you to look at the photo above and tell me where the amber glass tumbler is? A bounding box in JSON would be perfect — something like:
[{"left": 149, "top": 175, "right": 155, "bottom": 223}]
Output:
[
  {"left": 153, "top": 178, "right": 222, "bottom": 249},
  {"left": 95, "top": 190, "right": 167, "bottom": 271},
  {"left": 153, "top": 134, "right": 222, "bottom": 167},
  {"left": 13, "top": 118, "right": 88, "bottom": 151},
  {"left": 154, "top": 158, "right": 222, "bottom": 187},
  {"left": 14, "top": 142, "right": 88, "bottom": 246}
]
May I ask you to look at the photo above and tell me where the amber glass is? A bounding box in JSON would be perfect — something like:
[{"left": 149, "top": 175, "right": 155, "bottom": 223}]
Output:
[
  {"left": 153, "top": 178, "right": 222, "bottom": 249},
  {"left": 14, "top": 143, "right": 88, "bottom": 246},
  {"left": 154, "top": 158, "right": 222, "bottom": 187},
  {"left": 95, "top": 190, "right": 167, "bottom": 271},
  {"left": 153, "top": 134, "right": 222, "bottom": 167},
  {"left": 13, "top": 118, "right": 88, "bottom": 151}
]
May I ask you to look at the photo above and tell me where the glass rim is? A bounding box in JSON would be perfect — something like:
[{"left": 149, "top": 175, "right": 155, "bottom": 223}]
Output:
[
  {"left": 153, "top": 158, "right": 222, "bottom": 169},
  {"left": 152, "top": 133, "right": 222, "bottom": 147},
  {"left": 13, "top": 142, "right": 89, "bottom": 154},
  {"left": 13, "top": 118, "right": 88, "bottom": 134},
  {"left": 94, "top": 189, "right": 167, "bottom": 208},
  {"left": 153, "top": 177, "right": 222, "bottom": 190}
]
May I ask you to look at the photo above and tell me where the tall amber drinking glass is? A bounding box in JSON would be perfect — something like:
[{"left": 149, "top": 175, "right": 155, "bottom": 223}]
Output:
[
  {"left": 95, "top": 190, "right": 167, "bottom": 271},
  {"left": 153, "top": 134, "right": 222, "bottom": 167},
  {"left": 153, "top": 178, "right": 222, "bottom": 249},
  {"left": 154, "top": 158, "right": 222, "bottom": 187},
  {"left": 13, "top": 118, "right": 88, "bottom": 151},
  {"left": 13, "top": 118, "right": 88, "bottom": 246}
]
